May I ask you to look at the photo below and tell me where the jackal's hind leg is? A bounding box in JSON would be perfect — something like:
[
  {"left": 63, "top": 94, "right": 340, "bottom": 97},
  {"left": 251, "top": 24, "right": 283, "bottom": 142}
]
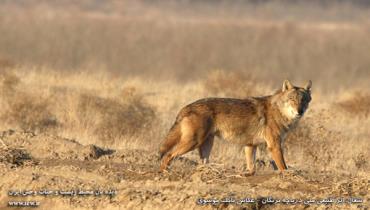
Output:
[
  {"left": 244, "top": 145, "right": 257, "bottom": 175},
  {"left": 160, "top": 136, "right": 197, "bottom": 172}
]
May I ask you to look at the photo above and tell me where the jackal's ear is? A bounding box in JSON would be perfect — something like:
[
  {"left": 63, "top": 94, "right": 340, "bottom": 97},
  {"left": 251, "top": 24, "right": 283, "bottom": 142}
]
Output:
[
  {"left": 282, "top": 80, "right": 293, "bottom": 92},
  {"left": 305, "top": 80, "right": 312, "bottom": 91}
]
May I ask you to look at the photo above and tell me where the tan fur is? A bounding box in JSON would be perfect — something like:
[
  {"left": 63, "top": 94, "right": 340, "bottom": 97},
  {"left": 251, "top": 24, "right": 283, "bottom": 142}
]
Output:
[{"left": 159, "top": 80, "right": 312, "bottom": 174}]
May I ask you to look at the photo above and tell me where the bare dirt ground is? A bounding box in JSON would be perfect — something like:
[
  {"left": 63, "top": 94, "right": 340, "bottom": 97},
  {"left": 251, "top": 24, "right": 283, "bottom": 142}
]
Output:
[{"left": 0, "top": 130, "right": 368, "bottom": 210}]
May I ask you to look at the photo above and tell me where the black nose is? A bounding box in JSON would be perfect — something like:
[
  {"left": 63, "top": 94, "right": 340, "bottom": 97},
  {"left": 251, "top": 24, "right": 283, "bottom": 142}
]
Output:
[{"left": 298, "top": 109, "right": 304, "bottom": 115}]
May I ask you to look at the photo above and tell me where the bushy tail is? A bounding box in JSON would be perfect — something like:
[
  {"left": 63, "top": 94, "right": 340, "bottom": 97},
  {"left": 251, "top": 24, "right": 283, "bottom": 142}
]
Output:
[{"left": 159, "top": 122, "right": 181, "bottom": 159}]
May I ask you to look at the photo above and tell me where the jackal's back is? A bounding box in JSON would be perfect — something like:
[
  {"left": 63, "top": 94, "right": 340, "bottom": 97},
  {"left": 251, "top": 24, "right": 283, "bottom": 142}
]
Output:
[{"left": 176, "top": 97, "right": 267, "bottom": 145}]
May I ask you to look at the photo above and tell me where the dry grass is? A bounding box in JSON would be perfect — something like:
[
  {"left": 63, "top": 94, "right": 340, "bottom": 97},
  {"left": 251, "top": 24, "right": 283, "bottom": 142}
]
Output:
[
  {"left": 1, "top": 67, "right": 369, "bottom": 174},
  {"left": 203, "top": 70, "right": 264, "bottom": 98},
  {"left": 336, "top": 91, "right": 370, "bottom": 117},
  {"left": 0, "top": 69, "right": 158, "bottom": 147},
  {"left": 77, "top": 92, "right": 156, "bottom": 144},
  {"left": 0, "top": 70, "right": 57, "bottom": 132}
]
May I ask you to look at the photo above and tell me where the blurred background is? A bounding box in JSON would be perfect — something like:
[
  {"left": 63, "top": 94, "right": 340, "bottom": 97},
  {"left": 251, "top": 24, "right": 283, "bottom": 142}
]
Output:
[{"left": 0, "top": 0, "right": 370, "bottom": 89}]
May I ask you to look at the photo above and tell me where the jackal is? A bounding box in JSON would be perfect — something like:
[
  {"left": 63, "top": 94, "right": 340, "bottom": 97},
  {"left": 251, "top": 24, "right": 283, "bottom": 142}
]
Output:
[{"left": 159, "top": 80, "right": 312, "bottom": 174}]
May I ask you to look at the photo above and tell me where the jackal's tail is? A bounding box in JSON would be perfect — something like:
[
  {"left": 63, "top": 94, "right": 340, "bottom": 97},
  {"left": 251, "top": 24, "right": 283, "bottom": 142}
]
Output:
[{"left": 159, "top": 122, "right": 181, "bottom": 159}]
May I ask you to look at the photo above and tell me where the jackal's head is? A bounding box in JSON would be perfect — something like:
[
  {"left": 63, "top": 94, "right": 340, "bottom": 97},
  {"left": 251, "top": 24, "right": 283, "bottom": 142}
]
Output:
[{"left": 276, "top": 80, "right": 312, "bottom": 120}]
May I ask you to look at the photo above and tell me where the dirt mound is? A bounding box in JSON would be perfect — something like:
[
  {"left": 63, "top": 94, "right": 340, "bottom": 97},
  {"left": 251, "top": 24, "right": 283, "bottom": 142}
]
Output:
[{"left": 0, "top": 130, "right": 114, "bottom": 161}]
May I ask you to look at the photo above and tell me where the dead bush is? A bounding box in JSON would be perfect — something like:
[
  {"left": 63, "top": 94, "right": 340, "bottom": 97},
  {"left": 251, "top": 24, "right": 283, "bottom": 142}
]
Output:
[
  {"left": 203, "top": 70, "right": 260, "bottom": 98},
  {"left": 354, "top": 153, "right": 367, "bottom": 170},
  {"left": 0, "top": 70, "right": 20, "bottom": 94},
  {"left": 336, "top": 91, "right": 370, "bottom": 117},
  {"left": 0, "top": 72, "right": 57, "bottom": 132},
  {"left": 77, "top": 88, "right": 156, "bottom": 144},
  {"left": 2, "top": 93, "right": 57, "bottom": 132}
]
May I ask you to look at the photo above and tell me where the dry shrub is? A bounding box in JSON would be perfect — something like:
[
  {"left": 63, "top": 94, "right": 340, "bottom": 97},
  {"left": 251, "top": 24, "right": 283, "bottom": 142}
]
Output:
[
  {"left": 4, "top": 94, "right": 57, "bottom": 132},
  {"left": 283, "top": 112, "right": 370, "bottom": 172},
  {"left": 0, "top": 71, "right": 57, "bottom": 132},
  {"left": 77, "top": 87, "right": 156, "bottom": 144},
  {"left": 203, "top": 70, "right": 260, "bottom": 98},
  {"left": 284, "top": 118, "right": 346, "bottom": 171},
  {"left": 0, "top": 69, "right": 158, "bottom": 145},
  {"left": 354, "top": 153, "right": 367, "bottom": 170},
  {"left": 336, "top": 91, "right": 370, "bottom": 117},
  {"left": 0, "top": 70, "right": 20, "bottom": 93}
]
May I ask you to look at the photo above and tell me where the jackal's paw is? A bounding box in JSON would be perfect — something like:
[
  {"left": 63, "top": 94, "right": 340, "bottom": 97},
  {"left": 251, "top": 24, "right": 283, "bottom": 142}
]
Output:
[
  {"left": 241, "top": 170, "right": 255, "bottom": 177},
  {"left": 158, "top": 168, "right": 170, "bottom": 174}
]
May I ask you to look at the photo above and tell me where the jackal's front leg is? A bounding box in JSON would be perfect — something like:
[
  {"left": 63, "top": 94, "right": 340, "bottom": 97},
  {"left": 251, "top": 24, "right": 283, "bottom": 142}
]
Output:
[
  {"left": 244, "top": 145, "right": 257, "bottom": 175},
  {"left": 266, "top": 137, "right": 287, "bottom": 172}
]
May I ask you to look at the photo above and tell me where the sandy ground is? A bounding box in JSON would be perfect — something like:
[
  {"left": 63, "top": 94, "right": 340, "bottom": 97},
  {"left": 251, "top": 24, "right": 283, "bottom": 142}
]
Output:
[{"left": 0, "top": 129, "right": 368, "bottom": 210}]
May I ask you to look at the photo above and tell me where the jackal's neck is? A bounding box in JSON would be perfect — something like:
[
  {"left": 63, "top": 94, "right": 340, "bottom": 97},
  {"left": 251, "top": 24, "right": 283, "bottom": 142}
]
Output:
[{"left": 265, "top": 95, "right": 300, "bottom": 131}]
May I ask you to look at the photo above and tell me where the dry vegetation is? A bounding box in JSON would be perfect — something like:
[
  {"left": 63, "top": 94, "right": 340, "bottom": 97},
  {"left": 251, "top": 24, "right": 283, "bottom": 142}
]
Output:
[
  {"left": 0, "top": 1, "right": 369, "bottom": 209},
  {"left": 336, "top": 91, "right": 370, "bottom": 117}
]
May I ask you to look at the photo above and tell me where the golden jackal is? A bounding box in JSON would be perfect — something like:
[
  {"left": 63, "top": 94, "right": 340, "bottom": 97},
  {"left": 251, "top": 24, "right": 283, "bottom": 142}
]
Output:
[{"left": 159, "top": 80, "right": 312, "bottom": 174}]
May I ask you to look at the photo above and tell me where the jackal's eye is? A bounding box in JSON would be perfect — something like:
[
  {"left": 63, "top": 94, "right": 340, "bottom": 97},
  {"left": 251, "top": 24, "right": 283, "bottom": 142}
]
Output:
[
  {"left": 288, "top": 95, "right": 295, "bottom": 100},
  {"left": 302, "top": 93, "right": 311, "bottom": 103}
]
